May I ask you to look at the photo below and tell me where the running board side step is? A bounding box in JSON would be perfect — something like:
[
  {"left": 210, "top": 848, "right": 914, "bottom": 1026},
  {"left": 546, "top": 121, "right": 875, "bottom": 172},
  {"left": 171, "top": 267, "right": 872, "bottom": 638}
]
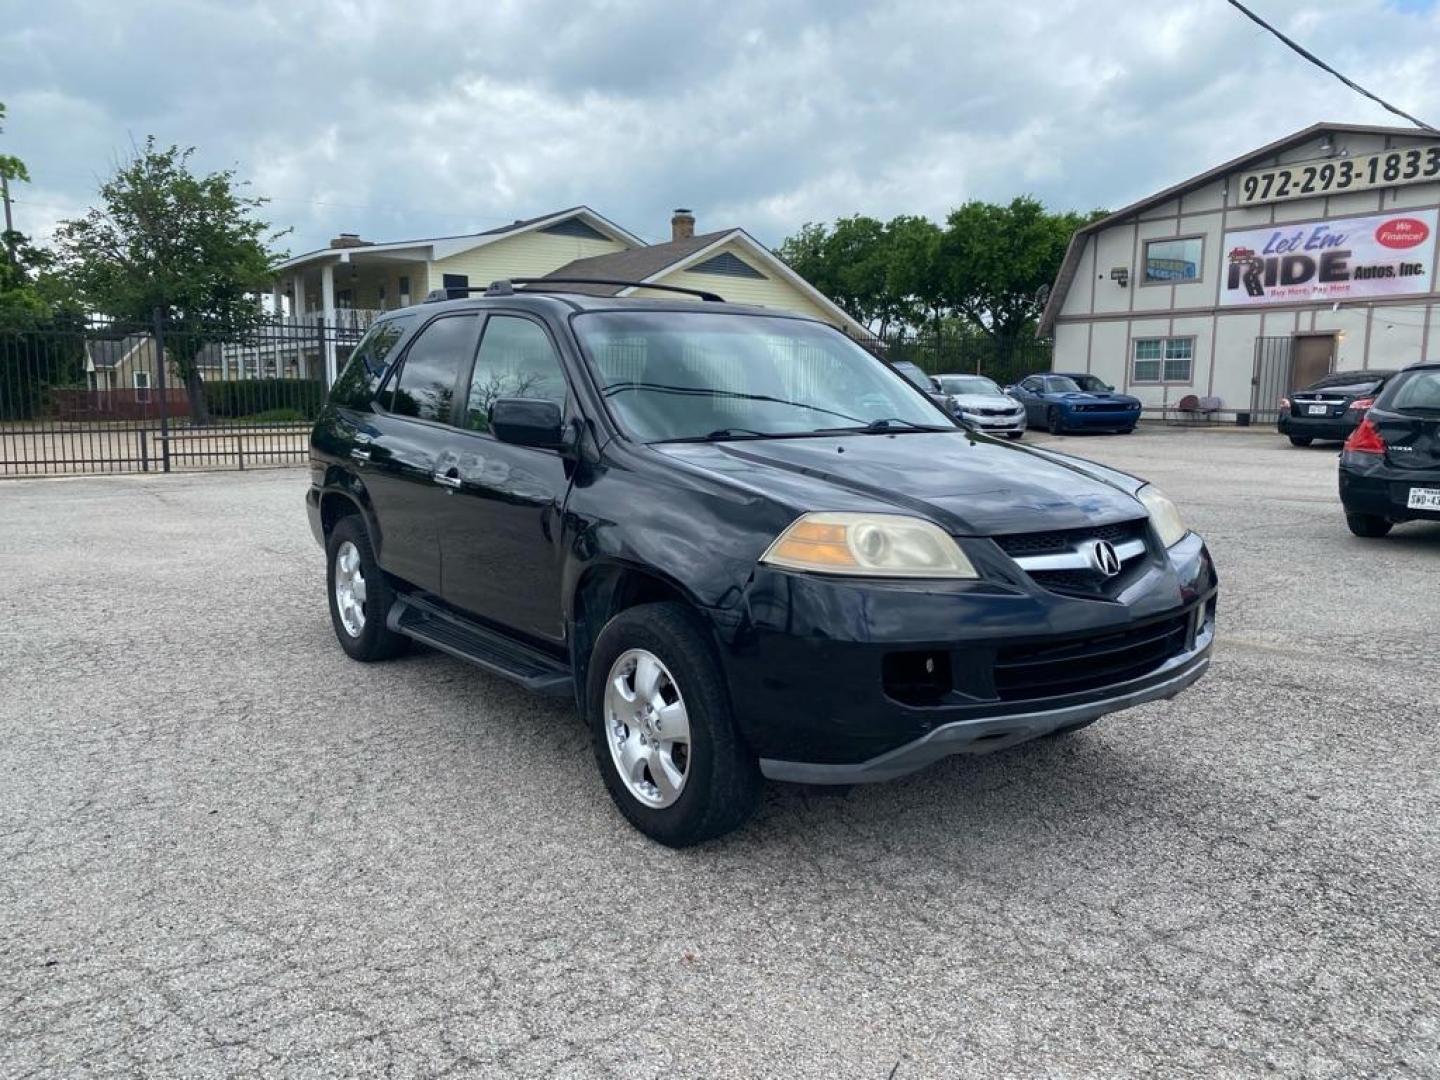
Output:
[{"left": 387, "top": 594, "right": 573, "bottom": 696}]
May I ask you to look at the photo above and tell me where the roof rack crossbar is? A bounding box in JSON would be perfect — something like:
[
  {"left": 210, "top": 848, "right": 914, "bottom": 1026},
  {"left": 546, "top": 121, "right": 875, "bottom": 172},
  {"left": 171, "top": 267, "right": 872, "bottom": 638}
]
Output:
[{"left": 424, "top": 277, "right": 726, "bottom": 303}]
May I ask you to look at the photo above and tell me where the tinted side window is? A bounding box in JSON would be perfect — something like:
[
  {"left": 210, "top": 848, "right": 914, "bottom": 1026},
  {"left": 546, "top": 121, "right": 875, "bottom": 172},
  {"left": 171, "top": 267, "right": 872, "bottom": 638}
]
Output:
[
  {"left": 463, "top": 316, "right": 567, "bottom": 433},
  {"left": 1384, "top": 370, "right": 1440, "bottom": 411},
  {"left": 329, "top": 317, "right": 413, "bottom": 410},
  {"left": 388, "top": 315, "right": 479, "bottom": 422}
]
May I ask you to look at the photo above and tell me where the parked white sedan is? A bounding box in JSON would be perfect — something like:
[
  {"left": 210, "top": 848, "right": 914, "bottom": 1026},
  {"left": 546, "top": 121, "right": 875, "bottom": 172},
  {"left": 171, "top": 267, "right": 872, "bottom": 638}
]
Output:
[{"left": 934, "top": 374, "right": 1027, "bottom": 439}]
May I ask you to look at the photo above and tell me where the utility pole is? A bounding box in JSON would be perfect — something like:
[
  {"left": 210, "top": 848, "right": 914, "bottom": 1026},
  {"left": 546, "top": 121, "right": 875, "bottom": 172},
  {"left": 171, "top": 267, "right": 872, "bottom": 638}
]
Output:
[{"left": 1, "top": 172, "right": 14, "bottom": 267}]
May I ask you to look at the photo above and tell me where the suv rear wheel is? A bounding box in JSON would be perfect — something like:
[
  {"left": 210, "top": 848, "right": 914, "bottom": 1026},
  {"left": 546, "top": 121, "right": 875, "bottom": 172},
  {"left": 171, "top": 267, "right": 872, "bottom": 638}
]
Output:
[
  {"left": 586, "top": 602, "right": 760, "bottom": 847},
  {"left": 1288, "top": 435, "right": 1313, "bottom": 447},
  {"left": 326, "top": 516, "right": 409, "bottom": 661}
]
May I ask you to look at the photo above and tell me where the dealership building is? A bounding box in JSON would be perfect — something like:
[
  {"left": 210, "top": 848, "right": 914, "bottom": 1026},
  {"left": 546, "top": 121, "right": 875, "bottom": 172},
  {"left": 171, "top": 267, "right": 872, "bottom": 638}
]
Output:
[{"left": 1038, "top": 123, "right": 1440, "bottom": 420}]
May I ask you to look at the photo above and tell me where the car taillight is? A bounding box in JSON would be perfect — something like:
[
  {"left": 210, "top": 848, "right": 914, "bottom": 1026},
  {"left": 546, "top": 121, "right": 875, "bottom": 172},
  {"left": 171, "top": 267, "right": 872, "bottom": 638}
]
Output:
[
  {"left": 1343, "top": 416, "right": 1386, "bottom": 455},
  {"left": 1346, "top": 397, "right": 1374, "bottom": 412}
]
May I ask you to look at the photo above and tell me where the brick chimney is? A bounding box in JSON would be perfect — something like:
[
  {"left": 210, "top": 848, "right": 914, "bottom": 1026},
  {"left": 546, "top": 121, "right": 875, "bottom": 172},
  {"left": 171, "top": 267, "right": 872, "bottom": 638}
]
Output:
[
  {"left": 328, "top": 233, "right": 372, "bottom": 249},
  {"left": 670, "top": 209, "right": 695, "bottom": 242}
]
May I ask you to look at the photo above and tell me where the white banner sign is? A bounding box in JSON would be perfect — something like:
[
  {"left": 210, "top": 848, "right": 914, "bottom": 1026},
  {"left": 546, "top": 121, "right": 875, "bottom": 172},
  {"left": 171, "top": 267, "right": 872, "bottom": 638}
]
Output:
[{"left": 1219, "top": 210, "right": 1437, "bottom": 307}]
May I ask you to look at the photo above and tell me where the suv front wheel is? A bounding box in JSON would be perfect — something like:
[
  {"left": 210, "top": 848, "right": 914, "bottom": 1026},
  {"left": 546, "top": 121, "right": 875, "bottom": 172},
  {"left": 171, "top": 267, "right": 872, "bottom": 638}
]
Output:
[
  {"left": 326, "top": 515, "right": 409, "bottom": 662},
  {"left": 586, "top": 602, "right": 760, "bottom": 847}
]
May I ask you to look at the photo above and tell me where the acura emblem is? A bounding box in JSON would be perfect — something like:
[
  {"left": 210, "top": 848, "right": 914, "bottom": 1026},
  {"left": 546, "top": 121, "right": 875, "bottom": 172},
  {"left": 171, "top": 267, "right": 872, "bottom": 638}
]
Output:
[{"left": 1092, "top": 540, "right": 1122, "bottom": 577}]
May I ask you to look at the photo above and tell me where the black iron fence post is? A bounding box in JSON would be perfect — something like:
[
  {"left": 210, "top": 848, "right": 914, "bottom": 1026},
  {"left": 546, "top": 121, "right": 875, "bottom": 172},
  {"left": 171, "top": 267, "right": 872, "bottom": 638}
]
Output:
[{"left": 152, "top": 307, "right": 171, "bottom": 473}]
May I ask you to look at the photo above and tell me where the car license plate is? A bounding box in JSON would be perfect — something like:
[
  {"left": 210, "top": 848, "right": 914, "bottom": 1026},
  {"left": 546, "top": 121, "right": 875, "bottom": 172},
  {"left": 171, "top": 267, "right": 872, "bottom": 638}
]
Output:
[
  {"left": 1406, "top": 486, "right": 1440, "bottom": 511},
  {"left": 1306, "top": 404, "right": 1328, "bottom": 415}
]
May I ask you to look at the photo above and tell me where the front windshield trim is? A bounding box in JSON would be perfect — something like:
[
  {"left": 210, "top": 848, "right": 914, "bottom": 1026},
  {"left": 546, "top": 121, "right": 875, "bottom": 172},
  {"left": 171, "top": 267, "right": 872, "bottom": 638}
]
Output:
[{"left": 569, "top": 308, "right": 955, "bottom": 444}]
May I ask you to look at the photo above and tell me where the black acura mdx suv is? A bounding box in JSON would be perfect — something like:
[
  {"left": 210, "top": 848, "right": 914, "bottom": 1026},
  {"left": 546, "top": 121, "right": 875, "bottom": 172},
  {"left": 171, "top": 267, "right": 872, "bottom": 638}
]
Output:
[{"left": 307, "top": 281, "right": 1217, "bottom": 846}]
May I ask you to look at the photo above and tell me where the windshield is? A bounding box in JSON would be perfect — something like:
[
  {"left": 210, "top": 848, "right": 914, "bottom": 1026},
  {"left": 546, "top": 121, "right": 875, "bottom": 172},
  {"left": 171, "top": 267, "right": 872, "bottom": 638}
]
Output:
[
  {"left": 573, "top": 311, "right": 952, "bottom": 442},
  {"left": 1069, "top": 374, "right": 1112, "bottom": 392},
  {"left": 1044, "top": 376, "right": 1082, "bottom": 393},
  {"left": 937, "top": 376, "right": 1001, "bottom": 396}
]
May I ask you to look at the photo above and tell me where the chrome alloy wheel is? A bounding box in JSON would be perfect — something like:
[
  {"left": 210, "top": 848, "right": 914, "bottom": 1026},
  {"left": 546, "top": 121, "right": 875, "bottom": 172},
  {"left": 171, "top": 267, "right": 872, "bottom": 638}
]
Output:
[
  {"left": 333, "top": 540, "right": 367, "bottom": 637},
  {"left": 603, "top": 648, "right": 692, "bottom": 808}
]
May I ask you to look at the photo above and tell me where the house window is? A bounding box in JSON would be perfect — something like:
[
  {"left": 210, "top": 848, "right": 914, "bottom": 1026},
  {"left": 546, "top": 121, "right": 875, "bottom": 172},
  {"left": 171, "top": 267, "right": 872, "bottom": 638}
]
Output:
[
  {"left": 1132, "top": 337, "right": 1194, "bottom": 384},
  {"left": 377, "top": 284, "right": 387, "bottom": 309},
  {"left": 398, "top": 276, "right": 411, "bottom": 306},
  {"left": 335, "top": 288, "right": 354, "bottom": 309},
  {"left": 1143, "top": 237, "right": 1203, "bottom": 283},
  {"left": 441, "top": 273, "right": 469, "bottom": 299},
  {"left": 133, "top": 370, "right": 151, "bottom": 401}
]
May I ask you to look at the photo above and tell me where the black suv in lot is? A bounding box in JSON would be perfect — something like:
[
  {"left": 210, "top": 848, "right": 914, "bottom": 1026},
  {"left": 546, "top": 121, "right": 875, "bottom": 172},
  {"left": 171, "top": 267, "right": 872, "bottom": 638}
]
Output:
[
  {"left": 1339, "top": 361, "right": 1440, "bottom": 537},
  {"left": 307, "top": 281, "right": 1218, "bottom": 846}
]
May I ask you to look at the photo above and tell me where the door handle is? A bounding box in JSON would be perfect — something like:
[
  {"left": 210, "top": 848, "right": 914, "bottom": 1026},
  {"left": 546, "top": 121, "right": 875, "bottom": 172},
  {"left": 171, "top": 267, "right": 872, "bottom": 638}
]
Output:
[
  {"left": 350, "top": 448, "right": 372, "bottom": 462},
  {"left": 433, "top": 471, "right": 461, "bottom": 489}
]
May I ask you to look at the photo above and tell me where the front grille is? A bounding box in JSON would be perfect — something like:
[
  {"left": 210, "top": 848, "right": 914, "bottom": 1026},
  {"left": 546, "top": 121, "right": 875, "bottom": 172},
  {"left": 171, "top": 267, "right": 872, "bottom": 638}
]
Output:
[
  {"left": 973, "top": 406, "right": 1019, "bottom": 417},
  {"left": 993, "top": 518, "right": 1147, "bottom": 558},
  {"left": 993, "top": 613, "right": 1189, "bottom": 701}
]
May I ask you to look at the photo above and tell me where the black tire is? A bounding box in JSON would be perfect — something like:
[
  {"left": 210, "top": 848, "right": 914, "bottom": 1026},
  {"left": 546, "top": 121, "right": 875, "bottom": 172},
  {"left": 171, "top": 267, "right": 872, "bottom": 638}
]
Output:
[
  {"left": 1289, "top": 435, "right": 1313, "bottom": 447},
  {"left": 586, "top": 602, "right": 761, "bottom": 847},
  {"left": 1006, "top": 430, "right": 1024, "bottom": 440},
  {"left": 1345, "top": 513, "right": 1393, "bottom": 538},
  {"left": 326, "top": 515, "right": 409, "bottom": 662},
  {"left": 1120, "top": 426, "right": 1136, "bottom": 435},
  {"left": 1046, "top": 406, "right": 1065, "bottom": 435}
]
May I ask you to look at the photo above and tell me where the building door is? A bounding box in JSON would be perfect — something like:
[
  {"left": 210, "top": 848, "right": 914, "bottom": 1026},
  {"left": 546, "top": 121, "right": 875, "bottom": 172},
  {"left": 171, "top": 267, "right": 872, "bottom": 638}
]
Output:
[{"left": 1291, "top": 334, "right": 1335, "bottom": 390}]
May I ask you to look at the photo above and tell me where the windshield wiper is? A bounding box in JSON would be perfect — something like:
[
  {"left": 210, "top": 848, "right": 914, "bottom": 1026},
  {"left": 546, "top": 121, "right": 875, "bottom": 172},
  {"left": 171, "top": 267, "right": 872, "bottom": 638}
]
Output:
[
  {"left": 816, "top": 417, "right": 954, "bottom": 435},
  {"left": 656, "top": 427, "right": 778, "bottom": 443},
  {"left": 601, "top": 381, "right": 864, "bottom": 424}
]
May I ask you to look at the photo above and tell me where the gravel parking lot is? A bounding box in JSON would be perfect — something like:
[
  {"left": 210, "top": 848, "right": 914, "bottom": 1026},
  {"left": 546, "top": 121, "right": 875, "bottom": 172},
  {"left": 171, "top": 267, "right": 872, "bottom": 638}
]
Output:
[{"left": 2, "top": 427, "right": 1437, "bottom": 1078}]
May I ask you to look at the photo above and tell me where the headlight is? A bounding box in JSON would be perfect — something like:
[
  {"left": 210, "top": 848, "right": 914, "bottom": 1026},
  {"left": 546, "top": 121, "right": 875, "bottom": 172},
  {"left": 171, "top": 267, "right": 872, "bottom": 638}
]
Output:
[
  {"left": 1137, "top": 485, "right": 1187, "bottom": 548},
  {"left": 761, "top": 512, "right": 978, "bottom": 578}
]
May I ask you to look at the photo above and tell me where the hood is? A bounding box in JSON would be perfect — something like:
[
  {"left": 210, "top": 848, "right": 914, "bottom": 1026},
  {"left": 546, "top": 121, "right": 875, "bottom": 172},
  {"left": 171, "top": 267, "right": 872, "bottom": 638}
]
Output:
[
  {"left": 952, "top": 393, "right": 1022, "bottom": 411},
  {"left": 653, "top": 431, "right": 1145, "bottom": 536}
]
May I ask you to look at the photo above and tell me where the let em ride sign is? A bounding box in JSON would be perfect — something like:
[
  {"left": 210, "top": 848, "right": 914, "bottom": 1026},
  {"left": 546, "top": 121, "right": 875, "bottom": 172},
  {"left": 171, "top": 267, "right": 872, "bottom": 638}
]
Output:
[{"left": 1219, "top": 210, "right": 1437, "bottom": 307}]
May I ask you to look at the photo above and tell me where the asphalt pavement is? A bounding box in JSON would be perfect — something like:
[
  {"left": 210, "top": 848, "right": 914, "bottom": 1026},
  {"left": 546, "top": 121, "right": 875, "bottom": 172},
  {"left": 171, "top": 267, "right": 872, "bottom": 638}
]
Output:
[{"left": 1, "top": 427, "right": 1437, "bottom": 1078}]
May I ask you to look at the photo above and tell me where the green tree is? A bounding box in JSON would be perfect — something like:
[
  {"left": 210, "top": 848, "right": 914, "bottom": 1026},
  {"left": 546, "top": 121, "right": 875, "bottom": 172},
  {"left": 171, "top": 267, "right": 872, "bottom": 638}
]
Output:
[
  {"left": 53, "top": 138, "right": 287, "bottom": 423},
  {"left": 937, "top": 197, "right": 1103, "bottom": 339}
]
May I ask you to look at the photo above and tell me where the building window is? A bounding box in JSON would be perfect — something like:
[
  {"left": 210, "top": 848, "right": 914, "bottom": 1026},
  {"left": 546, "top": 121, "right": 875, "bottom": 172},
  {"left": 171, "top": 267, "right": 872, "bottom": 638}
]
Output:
[
  {"left": 133, "top": 370, "right": 151, "bottom": 401},
  {"left": 1132, "top": 337, "right": 1194, "bottom": 383},
  {"left": 1143, "top": 237, "right": 1203, "bottom": 283},
  {"left": 398, "top": 275, "right": 411, "bottom": 305}
]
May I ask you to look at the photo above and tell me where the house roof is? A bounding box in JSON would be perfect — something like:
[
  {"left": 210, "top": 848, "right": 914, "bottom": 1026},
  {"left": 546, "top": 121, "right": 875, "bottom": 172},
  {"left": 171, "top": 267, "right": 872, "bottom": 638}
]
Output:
[
  {"left": 538, "top": 227, "right": 876, "bottom": 340},
  {"left": 84, "top": 334, "right": 150, "bottom": 369},
  {"left": 1036, "top": 122, "right": 1440, "bottom": 337},
  {"left": 271, "top": 206, "right": 644, "bottom": 273},
  {"left": 539, "top": 230, "right": 737, "bottom": 294}
]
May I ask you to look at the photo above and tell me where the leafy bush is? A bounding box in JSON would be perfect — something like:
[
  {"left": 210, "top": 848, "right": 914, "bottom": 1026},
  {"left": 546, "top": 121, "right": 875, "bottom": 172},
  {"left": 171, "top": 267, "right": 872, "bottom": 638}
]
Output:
[{"left": 202, "top": 377, "right": 324, "bottom": 420}]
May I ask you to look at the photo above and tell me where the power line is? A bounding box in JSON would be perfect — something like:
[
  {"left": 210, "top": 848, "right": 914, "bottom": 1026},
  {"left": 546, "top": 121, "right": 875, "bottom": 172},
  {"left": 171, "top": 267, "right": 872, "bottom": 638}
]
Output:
[{"left": 1225, "top": 0, "right": 1440, "bottom": 135}]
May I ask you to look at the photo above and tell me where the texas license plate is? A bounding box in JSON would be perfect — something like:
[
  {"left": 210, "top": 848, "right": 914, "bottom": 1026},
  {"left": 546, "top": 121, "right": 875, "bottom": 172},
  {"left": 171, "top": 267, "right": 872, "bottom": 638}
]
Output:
[
  {"left": 1306, "top": 404, "right": 1328, "bottom": 415},
  {"left": 1407, "top": 486, "right": 1440, "bottom": 510}
]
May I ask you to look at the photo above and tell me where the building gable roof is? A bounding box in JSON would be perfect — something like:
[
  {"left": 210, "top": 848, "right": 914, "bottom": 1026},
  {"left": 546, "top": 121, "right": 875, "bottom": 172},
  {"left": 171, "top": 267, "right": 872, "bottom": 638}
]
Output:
[
  {"left": 272, "top": 206, "right": 643, "bottom": 272},
  {"left": 540, "top": 228, "right": 875, "bottom": 339},
  {"left": 1037, "top": 122, "right": 1440, "bottom": 337},
  {"left": 84, "top": 334, "right": 150, "bottom": 369}
]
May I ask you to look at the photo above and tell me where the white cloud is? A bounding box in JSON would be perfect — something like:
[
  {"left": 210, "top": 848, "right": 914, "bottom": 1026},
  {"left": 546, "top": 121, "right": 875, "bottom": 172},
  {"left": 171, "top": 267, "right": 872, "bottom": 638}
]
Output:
[{"left": 2, "top": 0, "right": 1438, "bottom": 253}]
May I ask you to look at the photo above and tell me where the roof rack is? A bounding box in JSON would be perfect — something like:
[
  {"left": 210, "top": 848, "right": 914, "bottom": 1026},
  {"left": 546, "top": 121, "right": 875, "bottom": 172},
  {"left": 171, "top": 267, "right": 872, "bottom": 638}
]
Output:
[{"left": 423, "top": 277, "right": 726, "bottom": 303}]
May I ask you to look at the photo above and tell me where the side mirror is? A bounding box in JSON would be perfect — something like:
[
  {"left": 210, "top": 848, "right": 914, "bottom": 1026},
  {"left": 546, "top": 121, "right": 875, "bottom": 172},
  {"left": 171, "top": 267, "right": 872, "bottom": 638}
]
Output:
[{"left": 491, "top": 398, "right": 566, "bottom": 449}]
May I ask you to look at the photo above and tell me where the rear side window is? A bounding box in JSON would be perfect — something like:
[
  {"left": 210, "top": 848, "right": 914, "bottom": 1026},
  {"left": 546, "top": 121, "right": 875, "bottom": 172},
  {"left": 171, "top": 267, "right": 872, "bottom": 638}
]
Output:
[
  {"left": 388, "top": 314, "right": 480, "bottom": 422},
  {"left": 329, "top": 316, "right": 413, "bottom": 410},
  {"left": 1381, "top": 369, "right": 1440, "bottom": 413},
  {"left": 463, "top": 316, "right": 568, "bottom": 432}
]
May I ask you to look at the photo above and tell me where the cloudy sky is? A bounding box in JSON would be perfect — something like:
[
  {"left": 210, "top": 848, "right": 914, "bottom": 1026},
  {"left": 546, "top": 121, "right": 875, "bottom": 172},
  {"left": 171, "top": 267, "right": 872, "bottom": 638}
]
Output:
[{"left": 3, "top": 0, "right": 1439, "bottom": 257}]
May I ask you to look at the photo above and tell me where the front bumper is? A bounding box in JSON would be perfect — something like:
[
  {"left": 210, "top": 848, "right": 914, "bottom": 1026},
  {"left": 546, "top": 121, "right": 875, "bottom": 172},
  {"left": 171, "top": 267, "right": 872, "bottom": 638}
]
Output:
[
  {"left": 719, "top": 532, "right": 1218, "bottom": 780},
  {"left": 960, "top": 411, "right": 1026, "bottom": 434},
  {"left": 1339, "top": 455, "right": 1440, "bottom": 522},
  {"left": 762, "top": 617, "right": 1212, "bottom": 783},
  {"left": 1064, "top": 408, "right": 1140, "bottom": 430},
  {"left": 305, "top": 486, "right": 325, "bottom": 546}
]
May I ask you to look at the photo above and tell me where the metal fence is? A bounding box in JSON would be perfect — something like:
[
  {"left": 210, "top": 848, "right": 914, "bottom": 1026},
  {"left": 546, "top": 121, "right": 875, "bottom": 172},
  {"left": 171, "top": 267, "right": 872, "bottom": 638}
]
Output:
[
  {"left": 0, "top": 314, "right": 361, "bottom": 477},
  {"left": 1250, "top": 336, "right": 1294, "bottom": 424},
  {"left": 865, "top": 330, "right": 1054, "bottom": 387}
]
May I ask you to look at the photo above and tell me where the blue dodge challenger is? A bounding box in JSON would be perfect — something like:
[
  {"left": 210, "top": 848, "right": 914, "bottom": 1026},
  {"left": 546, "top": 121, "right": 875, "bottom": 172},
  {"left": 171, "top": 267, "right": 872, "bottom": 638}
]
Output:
[{"left": 1009, "top": 373, "right": 1143, "bottom": 435}]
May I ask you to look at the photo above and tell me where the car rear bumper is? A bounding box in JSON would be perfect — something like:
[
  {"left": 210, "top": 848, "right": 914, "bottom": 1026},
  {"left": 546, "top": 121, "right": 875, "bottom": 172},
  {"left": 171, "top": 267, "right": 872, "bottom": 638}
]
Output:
[
  {"left": 1279, "top": 413, "right": 1356, "bottom": 441},
  {"left": 1339, "top": 455, "right": 1440, "bottom": 522},
  {"left": 719, "top": 532, "right": 1218, "bottom": 780}
]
